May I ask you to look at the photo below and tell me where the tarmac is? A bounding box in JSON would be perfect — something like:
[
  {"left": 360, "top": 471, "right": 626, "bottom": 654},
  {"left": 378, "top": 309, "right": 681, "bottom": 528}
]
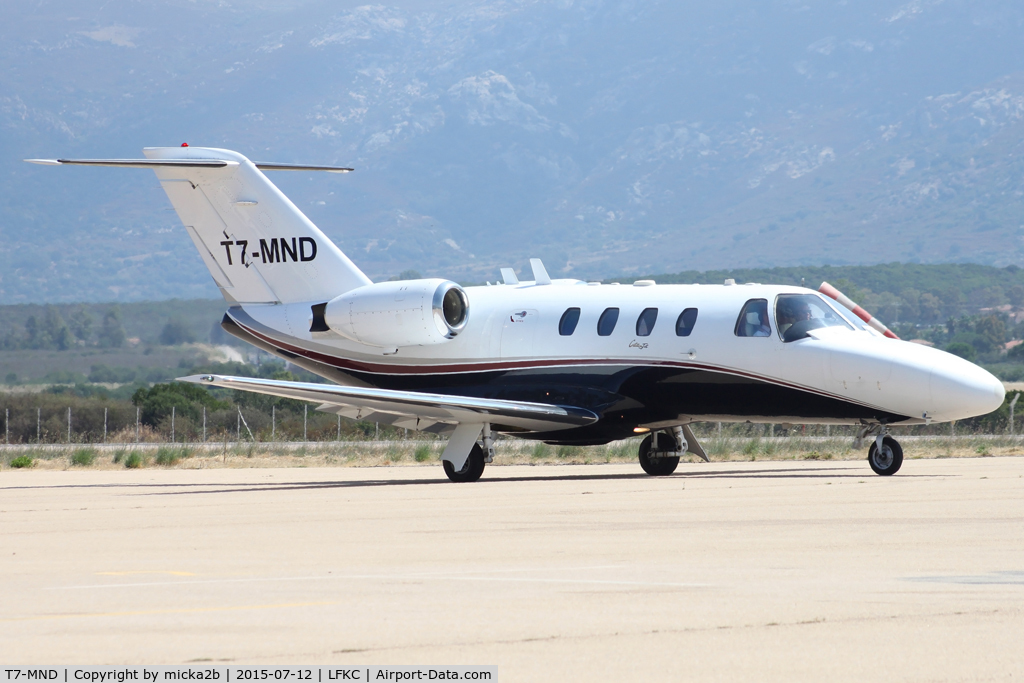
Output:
[{"left": 2, "top": 456, "right": 1023, "bottom": 681}]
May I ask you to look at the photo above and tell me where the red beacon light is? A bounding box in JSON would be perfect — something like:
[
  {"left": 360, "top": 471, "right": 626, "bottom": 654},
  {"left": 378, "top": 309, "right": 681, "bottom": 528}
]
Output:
[{"left": 181, "top": 143, "right": 189, "bottom": 147}]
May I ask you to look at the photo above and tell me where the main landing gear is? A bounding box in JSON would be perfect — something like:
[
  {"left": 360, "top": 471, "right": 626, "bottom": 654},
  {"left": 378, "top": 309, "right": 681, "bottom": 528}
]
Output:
[
  {"left": 857, "top": 424, "right": 903, "bottom": 476},
  {"left": 639, "top": 432, "right": 681, "bottom": 476},
  {"left": 443, "top": 443, "right": 486, "bottom": 482},
  {"left": 441, "top": 423, "right": 495, "bottom": 483},
  {"left": 637, "top": 425, "right": 709, "bottom": 476}
]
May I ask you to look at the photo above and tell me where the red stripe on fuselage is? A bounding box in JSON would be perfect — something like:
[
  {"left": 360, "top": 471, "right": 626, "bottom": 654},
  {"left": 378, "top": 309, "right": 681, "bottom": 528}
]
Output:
[{"left": 230, "top": 314, "right": 885, "bottom": 413}]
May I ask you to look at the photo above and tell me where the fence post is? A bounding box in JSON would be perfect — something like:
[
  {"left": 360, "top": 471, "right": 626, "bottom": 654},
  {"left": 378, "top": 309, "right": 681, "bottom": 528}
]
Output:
[
  {"left": 1010, "top": 393, "right": 1020, "bottom": 436},
  {"left": 375, "top": 422, "right": 378, "bottom": 440},
  {"left": 5, "top": 408, "right": 8, "bottom": 445},
  {"left": 203, "top": 406, "right": 207, "bottom": 442},
  {"left": 103, "top": 407, "right": 107, "bottom": 443},
  {"left": 303, "top": 405, "right": 307, "bottom": 442},
  {"left": 236, "top": 410, "right": 240, "bottom": 443},
  {"left": 337, "top": 414, "right": 341, "bottom": 441},
  {"left": 171, "top": 406, "right": 175, "bottom": 444},
  {"left": 67, "top": 407, "right": 71, "bottom": 444},
  {"left": 136, "top": 407, "right": 140, "bottom": 443},
  {"left": 37, "top": 407, "right": 40, "bottom": 443},
  {"left": 272, "top": 406, "right": 275, "bottom": 440}
]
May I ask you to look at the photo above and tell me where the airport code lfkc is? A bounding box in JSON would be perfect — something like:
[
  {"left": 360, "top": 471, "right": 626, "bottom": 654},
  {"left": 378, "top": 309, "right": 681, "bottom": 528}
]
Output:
[{"left": 1, "top": 668, "right": 495, "bottom": 682}]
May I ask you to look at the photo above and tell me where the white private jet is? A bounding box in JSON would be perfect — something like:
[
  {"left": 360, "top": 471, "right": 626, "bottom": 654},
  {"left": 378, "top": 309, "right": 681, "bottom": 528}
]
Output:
[{"left": 27, "top": 146, "right": 1005, "bottom": 481}]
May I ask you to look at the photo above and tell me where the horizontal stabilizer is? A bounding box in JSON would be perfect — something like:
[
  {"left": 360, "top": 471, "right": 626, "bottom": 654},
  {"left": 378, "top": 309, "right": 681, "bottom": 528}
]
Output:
[
  {"left": 252, "top": 162, "right": 353, "bottom": 173},
  {"left": 25, "top": 158, "right": 236, "bottom": 169},
  {"left": 178, "top": 374, "right": 598, "bottom": 433},
  {"left": 28, "top": 146, "right": 372, "bottom": 305},
  {"left": 25, "top": 159, "right": 353, "bottom": 173}
]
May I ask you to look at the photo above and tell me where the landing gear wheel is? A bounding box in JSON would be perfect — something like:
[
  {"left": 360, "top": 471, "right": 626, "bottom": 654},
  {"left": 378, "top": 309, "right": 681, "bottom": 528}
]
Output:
[
  {"left": 638, "top": 433, "right": 680, "bottom": 476},
  {"left": 443, "top": 443, "right": 486, "bottom": 482},
  {"left": 868, "top": 436, "right": 903, "bottom": 476}
]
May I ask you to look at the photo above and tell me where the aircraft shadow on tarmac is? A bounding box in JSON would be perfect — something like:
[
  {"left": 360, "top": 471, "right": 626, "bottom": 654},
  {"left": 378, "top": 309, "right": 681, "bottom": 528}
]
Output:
[{"left": 2, "top": 465, "right": 946, "bottom": 496}]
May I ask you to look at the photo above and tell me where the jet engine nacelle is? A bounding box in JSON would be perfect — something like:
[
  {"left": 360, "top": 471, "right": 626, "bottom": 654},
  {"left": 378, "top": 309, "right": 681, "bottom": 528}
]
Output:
[{"left": 323, "top": 279, "right": 469, "bottom": 348}]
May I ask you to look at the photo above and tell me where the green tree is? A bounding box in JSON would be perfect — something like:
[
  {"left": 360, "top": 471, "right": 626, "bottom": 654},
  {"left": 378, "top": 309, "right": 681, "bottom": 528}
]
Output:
[
  {"left": 945, "top": 342, "right": 977, "bottom": 362},
  {"left": 68, "top": 307, "right": 94, "bottom": 342},
  {"left": 98, "top": 307, "right": 127, "bottom": 348},
  {"left": 976, "top": 315, "right": 1008, "bottom": 350},
  {"left": 132, "top": 382, "right": 230, "bottom": 426},
  {"left": 159, "top": 318, "right": 196, "bottom": 345},
  {"left": 919, "top": 293, "right": 942, "bottom": 323}
]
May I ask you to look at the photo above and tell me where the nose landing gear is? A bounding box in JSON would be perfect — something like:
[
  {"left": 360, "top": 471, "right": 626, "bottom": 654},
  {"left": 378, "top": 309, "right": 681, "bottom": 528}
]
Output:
[
  {"left": 868, "top": 435, "right": 903, "bottom": 475},
  {"left": 856, "top": 424, "right": 903, "bottom": 475}
]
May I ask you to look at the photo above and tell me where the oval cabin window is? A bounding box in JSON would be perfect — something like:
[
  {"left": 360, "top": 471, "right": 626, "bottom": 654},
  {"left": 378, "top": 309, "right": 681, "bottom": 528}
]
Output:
[
  {"left": 597, "top": 308, "right": 619, "bottom": 336},
  {"left": 559, "top": 308, "right": 581, "bottom": 336},
  {"left": 635, "top": 308, "right": 658, "bottom": 336},
  {"left": 675, "top": 308, "right": 698, "bottom": 336}
]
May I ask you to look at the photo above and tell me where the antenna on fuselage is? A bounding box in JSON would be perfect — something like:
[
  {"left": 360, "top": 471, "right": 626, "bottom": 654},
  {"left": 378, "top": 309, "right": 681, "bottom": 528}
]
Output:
[{"left": 530, "top": 258, "right": 551, "bottom": 285}]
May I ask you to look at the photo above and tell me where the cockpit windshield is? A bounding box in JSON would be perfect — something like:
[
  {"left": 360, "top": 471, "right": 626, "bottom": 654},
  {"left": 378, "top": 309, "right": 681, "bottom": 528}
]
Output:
[{"left": 775, "top": 294, "right": 854, "bottom": 342}]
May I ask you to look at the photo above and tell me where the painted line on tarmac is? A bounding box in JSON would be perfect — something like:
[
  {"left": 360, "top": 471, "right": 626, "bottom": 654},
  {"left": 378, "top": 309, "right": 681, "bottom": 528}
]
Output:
[
  {"left": 46, "top": 571, "right": 710, "bottom": 591},
  {"left": 1, "top": 600, "right": 336, "bottom": 622}
]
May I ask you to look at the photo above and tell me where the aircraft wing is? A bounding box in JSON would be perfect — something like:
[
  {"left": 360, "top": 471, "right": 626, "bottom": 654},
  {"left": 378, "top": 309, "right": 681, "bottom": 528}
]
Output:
[{"left": 178, "top": 374, "right": 598, "bottom": 434}]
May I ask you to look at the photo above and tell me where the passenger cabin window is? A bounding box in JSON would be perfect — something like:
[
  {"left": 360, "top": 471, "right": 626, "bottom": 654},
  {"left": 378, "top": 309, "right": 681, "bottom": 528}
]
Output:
[
  {"left": 735, "top": 299, "right": 771, "bottom": 337},
  {"left": 776, "top": 294, "right": 854, "bottom": 342},
  {"left": 635, "top": 308, "right": 658, "bottom": 336},
  {"left": 559, "top": 308, "right": 581, "bottom": 336},
  {"left": 675, "top": 308, "right": 698, "bottom": 336},
  {"left": 597, "top": 308, "right": 619, "bottom": 336}
]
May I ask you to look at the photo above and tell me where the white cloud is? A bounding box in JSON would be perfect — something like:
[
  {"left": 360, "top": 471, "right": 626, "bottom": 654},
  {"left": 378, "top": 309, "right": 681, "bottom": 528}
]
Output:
[{"left": 79, "top": 25, "right": 140, "bottom": 48}]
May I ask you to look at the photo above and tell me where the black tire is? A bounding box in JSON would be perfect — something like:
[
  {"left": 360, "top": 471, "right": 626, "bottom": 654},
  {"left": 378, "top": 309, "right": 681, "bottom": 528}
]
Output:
[
  {"left": 868, "top": 435, "right": 903, "bottom": 476},
  {"left": 638, "top": 433, "right": 680, "bottom": 476},
  {"left": 443, "top": 443, "right": 486, "bottom": 482}
]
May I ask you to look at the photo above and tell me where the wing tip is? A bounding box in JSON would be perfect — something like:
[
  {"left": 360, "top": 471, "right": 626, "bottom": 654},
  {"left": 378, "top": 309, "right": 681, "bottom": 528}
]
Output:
[{"left": 176, "top": 374, "right": 217, "bottom": 383}]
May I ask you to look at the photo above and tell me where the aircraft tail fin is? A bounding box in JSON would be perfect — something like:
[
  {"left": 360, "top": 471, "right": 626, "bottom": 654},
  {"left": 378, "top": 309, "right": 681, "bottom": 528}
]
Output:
[
  {"left": 30, "top": 148, "right": 371, "bottom": 305},
  {"left": 144, "top": 146, "right": 371, "bottom": 304}
]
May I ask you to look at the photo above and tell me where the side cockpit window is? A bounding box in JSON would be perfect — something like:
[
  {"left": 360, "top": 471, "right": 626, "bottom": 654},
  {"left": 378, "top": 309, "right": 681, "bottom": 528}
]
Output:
[
  {"left": 559, "top": 308, "right": 581, "bottom": 336},
  {"left": 735, "top": 299, "right": 771, "bottom": 337},
  {"left": 776, "top": 294, "right": 854, "bottom": 342},
  {"left": 675, "top": 308, "right": 698, "bottom": 336}
]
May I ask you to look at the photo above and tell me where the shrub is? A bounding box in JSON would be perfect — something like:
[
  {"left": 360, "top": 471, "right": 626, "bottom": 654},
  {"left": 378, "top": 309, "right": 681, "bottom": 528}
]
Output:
[
  {"left": 802, "top": 451, "right": 832, "bottom": 460},
  {"left": 71, "top": 448, "right": 97, "bottom": 466},
  {"left": 124, "top": 452, "right": 144, "bottom": 469},
  {"left": 154, "top": 446, "right": 192, "bottom": 466},
  {"left": 531, "top": 443, "right": 551, "bottom": 459},
  {"left": 9, "top": 455, "right": 34, "bottom": 468},
  {"left": 414, "top": 445, "right": 432, "bottom": 462},
  {"left": 556, "top": 445, "right": 581, "bottom": 458}
]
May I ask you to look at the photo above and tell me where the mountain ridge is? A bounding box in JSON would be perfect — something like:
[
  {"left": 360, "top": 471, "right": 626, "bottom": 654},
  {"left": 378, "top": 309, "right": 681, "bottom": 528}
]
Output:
[{"left": 2, "top": 0, "right": 1023, "bottom": 302}]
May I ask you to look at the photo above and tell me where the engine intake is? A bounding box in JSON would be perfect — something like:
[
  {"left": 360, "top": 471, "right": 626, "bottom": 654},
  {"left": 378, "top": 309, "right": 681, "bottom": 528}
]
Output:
[{"left": 323, "top": 279, "right": 469, "bottom": 348}]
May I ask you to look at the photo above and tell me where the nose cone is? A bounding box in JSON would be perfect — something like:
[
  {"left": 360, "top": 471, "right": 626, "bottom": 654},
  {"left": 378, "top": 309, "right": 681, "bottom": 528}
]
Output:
[{"left": 930, "top": 355, "right": 1005, "bottom": 421}]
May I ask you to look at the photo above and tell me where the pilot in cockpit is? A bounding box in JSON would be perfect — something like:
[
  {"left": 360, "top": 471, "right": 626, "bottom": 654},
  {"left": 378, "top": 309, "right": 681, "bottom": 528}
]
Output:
[{"left": 777, "top": 298, "right": 812, "bottom": 337}]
